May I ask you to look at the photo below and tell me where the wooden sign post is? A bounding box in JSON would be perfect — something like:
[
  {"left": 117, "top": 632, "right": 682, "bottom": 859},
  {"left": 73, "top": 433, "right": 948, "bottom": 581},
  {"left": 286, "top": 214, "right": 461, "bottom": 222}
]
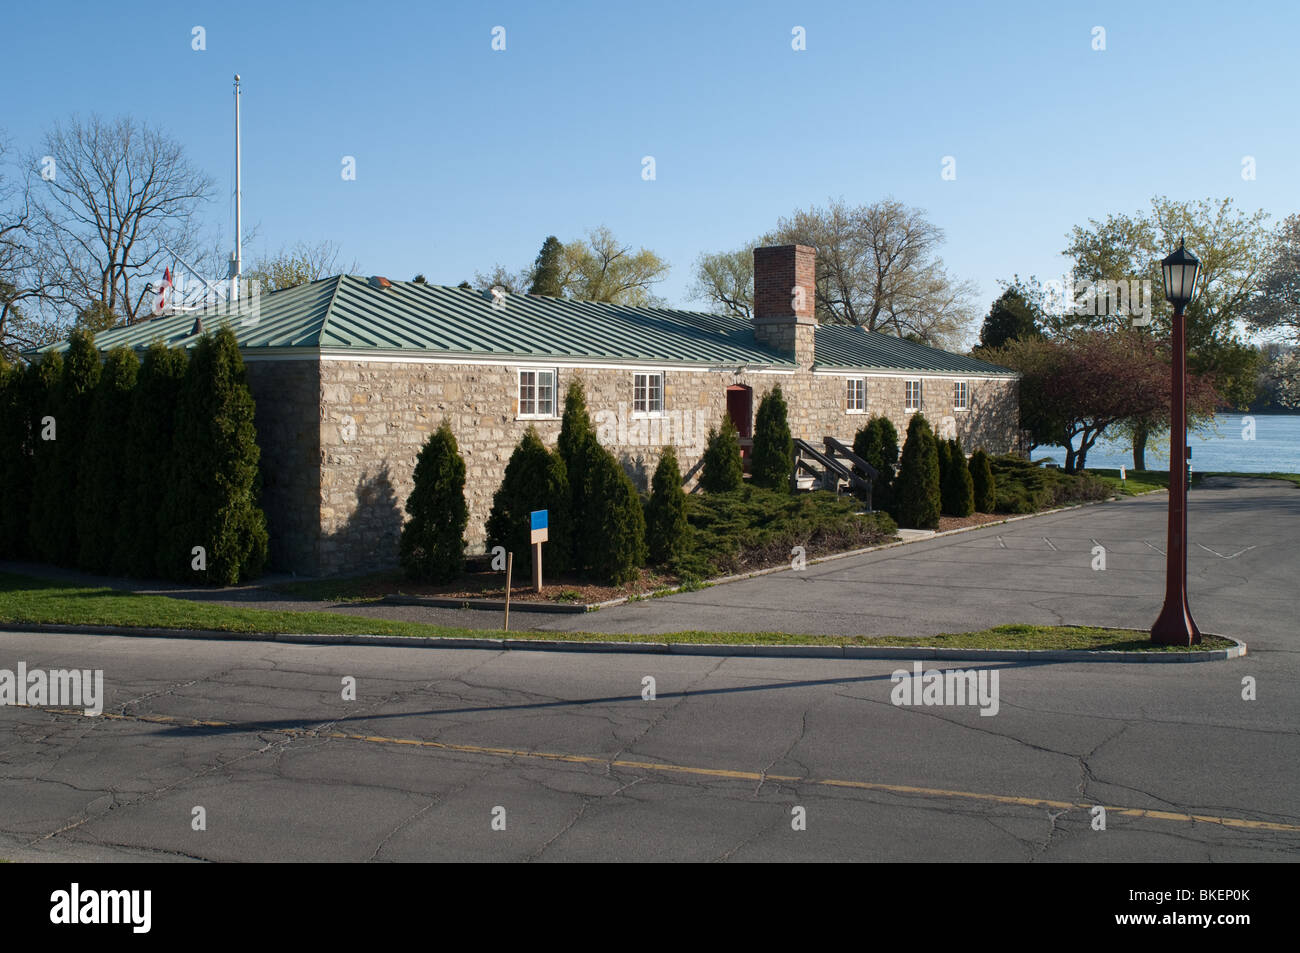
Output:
[
  {"left": 503, "top": 551, "right": 513, "bottom": 632},
  {"left": 530, "top": 509, "right": 548, "bottom": 593}
]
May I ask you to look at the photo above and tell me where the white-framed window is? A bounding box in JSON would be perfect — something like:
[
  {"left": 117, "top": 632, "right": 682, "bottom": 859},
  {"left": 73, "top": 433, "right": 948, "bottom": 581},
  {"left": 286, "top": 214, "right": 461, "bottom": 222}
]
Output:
[
  {"left": 633, "top": 371, "right": 664, "bottom": 415},
  {"left": 517, "top": 368, "right": 556, "bottom": 418},
  {"left": 905, "top": 379, "right": 922, "bottom": 411},
  {"left": 954, "top": 380, "right": 969, "bottom": 411},
  {"left": 846, "top": 378, "right": 866, "bottom": 413}
]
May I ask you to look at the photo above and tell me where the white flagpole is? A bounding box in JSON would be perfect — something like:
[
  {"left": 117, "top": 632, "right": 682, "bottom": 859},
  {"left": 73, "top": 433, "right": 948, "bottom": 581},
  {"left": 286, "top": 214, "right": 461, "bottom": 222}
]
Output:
[{"left": 232, "top": 74, "right": 242, "bottom": 302}]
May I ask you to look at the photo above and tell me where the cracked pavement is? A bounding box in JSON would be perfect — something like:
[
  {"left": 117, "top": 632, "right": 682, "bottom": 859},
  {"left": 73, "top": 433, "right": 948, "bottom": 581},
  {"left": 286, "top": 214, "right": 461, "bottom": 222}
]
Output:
[{"left": 0, "top": 476, "right": 1297, "bottom": 861}]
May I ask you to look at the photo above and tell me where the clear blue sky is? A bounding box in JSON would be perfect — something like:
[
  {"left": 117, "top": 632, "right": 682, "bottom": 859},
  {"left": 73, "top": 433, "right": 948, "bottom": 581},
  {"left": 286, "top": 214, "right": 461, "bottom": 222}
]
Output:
[{"left": 5, "top": 0, "right": 1297, "bottom": 320}]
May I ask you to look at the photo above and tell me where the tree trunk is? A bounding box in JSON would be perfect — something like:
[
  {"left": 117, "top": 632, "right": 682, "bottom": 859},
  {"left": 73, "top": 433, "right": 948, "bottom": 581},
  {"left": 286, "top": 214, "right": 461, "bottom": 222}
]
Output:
[
  {"left": 1132, "top": 419, "right": 1149, "bottom": 472},
  {"left": 1075, "top": 429, "right": 1101, "bottom": 472},
  {"left": 1064, "top": 445, "right": 1077, "bottom": 472}
]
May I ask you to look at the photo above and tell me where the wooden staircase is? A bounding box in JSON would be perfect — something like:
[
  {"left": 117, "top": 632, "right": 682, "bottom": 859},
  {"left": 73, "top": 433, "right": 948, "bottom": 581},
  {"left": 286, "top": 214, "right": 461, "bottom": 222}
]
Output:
[{"left": 793, "top": 437, "right": 879, "bottom": 508}]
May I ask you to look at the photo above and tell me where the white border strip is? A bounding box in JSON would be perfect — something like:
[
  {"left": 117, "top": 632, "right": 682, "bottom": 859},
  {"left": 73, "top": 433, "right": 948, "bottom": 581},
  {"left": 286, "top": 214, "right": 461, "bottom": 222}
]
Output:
[{"left": 240, "top": 348, "right": 1008, "bottom": 380}]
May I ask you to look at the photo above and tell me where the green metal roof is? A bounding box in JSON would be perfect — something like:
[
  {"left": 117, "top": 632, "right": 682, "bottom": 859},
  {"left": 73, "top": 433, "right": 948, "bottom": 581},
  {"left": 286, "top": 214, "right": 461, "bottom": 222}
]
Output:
[
  {"left": 37, "top": 275, "right": 1013, "bottom": 375},
  {"left": 815, "top": 324, "right": 1015, "bottom": 375}
]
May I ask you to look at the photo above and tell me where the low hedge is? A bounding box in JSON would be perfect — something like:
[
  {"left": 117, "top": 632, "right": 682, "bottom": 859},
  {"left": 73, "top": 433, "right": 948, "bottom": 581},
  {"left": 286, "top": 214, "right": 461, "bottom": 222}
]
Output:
[
  {"left": 989, "top": 455, "right": 1109, "bottom": 513},
  {"left": 671, "top": 486, "right": 897, "bottom": 580}
]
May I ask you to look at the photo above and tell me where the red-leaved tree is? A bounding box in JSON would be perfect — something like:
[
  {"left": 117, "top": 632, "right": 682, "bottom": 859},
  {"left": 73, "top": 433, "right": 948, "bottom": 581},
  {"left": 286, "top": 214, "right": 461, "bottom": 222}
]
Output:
[{"left": 992, "top": 331, "right": 1217, "bottom": 471}]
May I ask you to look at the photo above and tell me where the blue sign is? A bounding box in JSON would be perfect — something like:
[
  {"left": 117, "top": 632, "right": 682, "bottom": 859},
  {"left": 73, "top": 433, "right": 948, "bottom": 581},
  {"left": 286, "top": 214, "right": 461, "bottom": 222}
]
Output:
[{"left": 531, "top": 510, "right": 548, "bottom": 531}]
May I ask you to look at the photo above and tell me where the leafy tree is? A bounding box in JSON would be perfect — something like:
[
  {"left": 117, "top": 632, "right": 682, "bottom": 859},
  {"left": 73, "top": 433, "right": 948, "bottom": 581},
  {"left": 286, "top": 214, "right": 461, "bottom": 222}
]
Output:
[
  {"left": 896, "top": 413, "right": 941, "bottom": 529},
  {"left": 588, "top": 450, "right": 647, "bottom": 585},
  {"left": 1061, "top": 195, "right": 1272, "bottom": 468},
  {"left": 687, "top": 246, "right": 755, "bottom": 319},
  {"left": 486, "top": 426, "right": 571, "bottom": 574},
  {"left": 1257, "top": 348, "right": 1300, "bottom": 410},
  {"left": 941, "top": 437, "right": 975, "bottom": 517},
  {"left": 969, "top": 448, "right": 996, "bottom": 513},
  {"left": 400, "top": 420, "right": 468, "bottom": 582},
  {"left": 24, "top": 351, "right": 62, "bottom": 560},
  {"left": 32, "top": 329, "right": 99, "bottom": 565},
  {"left": 75, "top": 299, "right": 118, "bottom": 332},
  {"left": 645, "top": 447, "right": 688, "bottom": 565},
  {"left": 528, "top": 236, "right": 564, "bottom": 297},
  {"left": 750, "top": 385, "right": 793, "bottom": 491},
  {"left": 1247, "top": 213, "right": 1300, "bottom": 344},
  {"left": 76, "top": 346, "right": 139, "bottom": 572},
  {"left": 161, "top": 328, "right": 268, "bottom": 584},
  {"left": 555, "top": 226, "right": 670, "bottom": 305},
  {"left": 245, "top": 240, "right": 354, "bottom": 291},
  {"left": 475, "top": 228, "right": 669, "bottom": 305},
  {"left": 473, "top": 264, "right": 530, "bottom": 295},
  {"left": 988, "top": 331, "right": 1218, "bottom": 471},
  {"left": 123, "top": 342, "right": 188, "bottom": 576},
  {"left": 979, "top": 282, "right": 1043, "bottom": 349},
  {"left": 700, "top": 417, "right": 744, "bottom": 492}
]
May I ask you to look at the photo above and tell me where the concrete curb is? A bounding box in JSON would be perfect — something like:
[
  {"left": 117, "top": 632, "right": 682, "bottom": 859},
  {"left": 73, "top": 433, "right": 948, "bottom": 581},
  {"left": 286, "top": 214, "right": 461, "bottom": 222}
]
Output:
[
  {"left": 378, "top": 595, "right": 589, "bottom": 614},
  {"left": 0, "top": 622, "right": 1246, "bottom": 663}
]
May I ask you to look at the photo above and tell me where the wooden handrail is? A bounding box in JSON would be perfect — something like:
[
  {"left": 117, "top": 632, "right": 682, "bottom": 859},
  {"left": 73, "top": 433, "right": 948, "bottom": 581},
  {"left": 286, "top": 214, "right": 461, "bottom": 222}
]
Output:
[{"left": 823, "top": 436, "right": 879, "bottom": 482}]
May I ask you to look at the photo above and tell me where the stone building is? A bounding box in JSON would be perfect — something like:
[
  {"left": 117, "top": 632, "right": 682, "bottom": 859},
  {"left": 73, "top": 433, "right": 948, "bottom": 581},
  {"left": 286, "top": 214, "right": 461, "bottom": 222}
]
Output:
[{"left": 69, "top": 245, "right": 1018, "bottom": 577}]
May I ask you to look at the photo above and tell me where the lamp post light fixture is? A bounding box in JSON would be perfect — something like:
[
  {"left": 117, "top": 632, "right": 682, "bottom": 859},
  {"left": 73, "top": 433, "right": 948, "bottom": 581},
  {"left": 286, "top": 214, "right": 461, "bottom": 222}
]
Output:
[{"left": 1151, "top": 238, "right": 1202, "bottom": 646}]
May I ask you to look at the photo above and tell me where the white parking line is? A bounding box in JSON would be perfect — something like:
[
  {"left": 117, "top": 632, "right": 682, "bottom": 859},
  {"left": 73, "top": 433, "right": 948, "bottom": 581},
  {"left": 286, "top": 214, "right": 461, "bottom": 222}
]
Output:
[{"left": 1196, "top": 543, "right": 1257, "bottom": 559}]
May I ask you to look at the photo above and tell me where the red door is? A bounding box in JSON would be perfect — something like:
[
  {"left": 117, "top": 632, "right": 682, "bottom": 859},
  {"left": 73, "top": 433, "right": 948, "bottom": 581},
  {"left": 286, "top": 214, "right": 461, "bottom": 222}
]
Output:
[{"left": 726, "top": 385, "right": 753, "bottom": 468}]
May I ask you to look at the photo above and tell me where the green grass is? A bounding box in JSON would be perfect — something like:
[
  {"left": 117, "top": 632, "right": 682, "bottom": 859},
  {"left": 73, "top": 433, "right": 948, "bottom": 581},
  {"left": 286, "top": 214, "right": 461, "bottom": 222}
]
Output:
[
  {"left": 1085, "top": 469, "right": 1300, "bottom": 495},
  {"left": 1201, "top": 471, "right": 1300, "bottom": 489},
  {"left": 0, "top": 572, "right": 1231, "bottom": 651},
  {"left": 1086, "top": 468, "right": 1174, "bottom": 495}
]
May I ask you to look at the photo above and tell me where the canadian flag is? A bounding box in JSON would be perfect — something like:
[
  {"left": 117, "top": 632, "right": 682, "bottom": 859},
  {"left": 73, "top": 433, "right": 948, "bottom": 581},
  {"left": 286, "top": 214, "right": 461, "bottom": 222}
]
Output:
[{"left": 153, "top": 266, "right": 173, "bottom": 314}]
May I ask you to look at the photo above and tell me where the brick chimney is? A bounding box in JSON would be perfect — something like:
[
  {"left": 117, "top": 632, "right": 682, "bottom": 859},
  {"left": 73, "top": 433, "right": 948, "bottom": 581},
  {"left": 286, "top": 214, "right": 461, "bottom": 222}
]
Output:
[{"left": 753, "top": 244, "right": 816, "bottom": 367}]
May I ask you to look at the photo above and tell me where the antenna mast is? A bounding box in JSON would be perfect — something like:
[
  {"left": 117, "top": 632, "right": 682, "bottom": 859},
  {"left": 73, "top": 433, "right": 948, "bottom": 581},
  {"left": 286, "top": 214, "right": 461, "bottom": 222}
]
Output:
[{"left": 232, "top": 73, "right": 243, "bottom": 301}]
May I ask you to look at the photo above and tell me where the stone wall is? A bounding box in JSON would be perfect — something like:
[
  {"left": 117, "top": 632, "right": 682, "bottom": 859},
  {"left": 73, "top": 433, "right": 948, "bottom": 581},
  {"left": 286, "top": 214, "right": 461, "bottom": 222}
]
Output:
[
  {"left": 243, "top": 359, "right": 321, "bottom": 575},
  {"left": 312, "top": 358, "right": 1018, "bottom": 576}
]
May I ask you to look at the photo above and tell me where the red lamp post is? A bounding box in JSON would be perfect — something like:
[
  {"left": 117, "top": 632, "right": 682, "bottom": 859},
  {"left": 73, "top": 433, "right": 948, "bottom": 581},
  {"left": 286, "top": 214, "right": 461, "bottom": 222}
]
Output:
[{"left": 1151, "top": 238, "right": 1202, "bottom": 646}]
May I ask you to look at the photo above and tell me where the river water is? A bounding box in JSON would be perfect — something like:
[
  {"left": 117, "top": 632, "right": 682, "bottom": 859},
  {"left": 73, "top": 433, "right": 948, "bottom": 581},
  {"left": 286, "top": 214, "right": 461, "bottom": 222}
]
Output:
[{"left": 1039, "top": 413, "right": 1300, "bottom": 472}]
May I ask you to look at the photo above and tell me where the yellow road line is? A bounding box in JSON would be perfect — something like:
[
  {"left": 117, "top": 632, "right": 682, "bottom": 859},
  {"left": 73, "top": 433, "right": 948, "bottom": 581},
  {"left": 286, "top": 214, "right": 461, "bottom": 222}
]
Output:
[{"left": 31, "top": 706, "right": 1300, "bottom": 834}]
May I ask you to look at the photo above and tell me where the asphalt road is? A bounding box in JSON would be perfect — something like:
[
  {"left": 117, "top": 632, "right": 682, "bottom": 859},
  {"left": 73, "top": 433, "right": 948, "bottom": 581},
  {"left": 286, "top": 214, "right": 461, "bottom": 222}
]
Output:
[{"left": 0, "top": 477, "right": 1296, "bottom": 862}]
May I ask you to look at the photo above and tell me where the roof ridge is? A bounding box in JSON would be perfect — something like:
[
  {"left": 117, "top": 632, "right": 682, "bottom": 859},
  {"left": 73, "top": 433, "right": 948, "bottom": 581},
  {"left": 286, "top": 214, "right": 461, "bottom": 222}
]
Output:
[{"left": 316, "top": 274, "right": 348, "bottom": 347}]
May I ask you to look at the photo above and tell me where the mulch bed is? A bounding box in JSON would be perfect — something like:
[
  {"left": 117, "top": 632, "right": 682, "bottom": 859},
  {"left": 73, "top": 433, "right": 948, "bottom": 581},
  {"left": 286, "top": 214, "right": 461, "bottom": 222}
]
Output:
[{"left": 935, "top": 512, "right": 1008, "bottom": 532}]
